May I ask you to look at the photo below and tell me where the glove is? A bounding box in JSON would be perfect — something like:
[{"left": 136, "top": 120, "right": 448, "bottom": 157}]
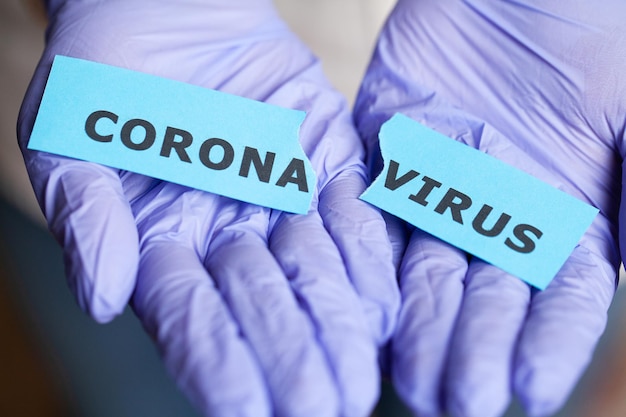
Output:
[
  {"left": 354, "top": 1, "right": 625, "bottom": 416},
  {"left": 17, "top": 1, "right": 400, "bottom": 416}
]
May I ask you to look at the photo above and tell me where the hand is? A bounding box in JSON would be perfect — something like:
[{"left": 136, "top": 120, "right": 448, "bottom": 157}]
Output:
[
  {"left": 18, "top": 1, "right": 400, "bottom": 416},
  {"left": 354, "top": 1, "right": 625, "bottom": 416}
]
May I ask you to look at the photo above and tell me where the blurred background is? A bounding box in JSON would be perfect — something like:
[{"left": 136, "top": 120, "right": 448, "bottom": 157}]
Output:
[{"left": 1, "top": 0, "right": 626, "bottom": 416}]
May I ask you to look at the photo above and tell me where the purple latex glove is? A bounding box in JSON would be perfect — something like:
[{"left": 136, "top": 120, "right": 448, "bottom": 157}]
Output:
[
  {"left": 354, "top": 1, "right": 625, "bottom": 416},
  {"left": 17, "top": 1, "right": 400, "bottom": 416}
]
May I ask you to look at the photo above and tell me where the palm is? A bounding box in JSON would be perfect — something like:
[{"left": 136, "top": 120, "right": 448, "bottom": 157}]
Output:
[
  {"left": 19, "top": 2, "right": 399, "bottom": 416},
  {"left": 355, "top": 1, "right": 624, "bottom": 416}
]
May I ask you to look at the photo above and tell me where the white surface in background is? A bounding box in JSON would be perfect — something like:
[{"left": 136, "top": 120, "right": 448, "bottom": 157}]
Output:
[{"left": 275, "top": 0, "right": 395, "bottom": 104}]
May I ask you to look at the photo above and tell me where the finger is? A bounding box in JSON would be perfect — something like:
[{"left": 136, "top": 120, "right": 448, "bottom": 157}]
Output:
[
  {"left": 381, "top": 211, "right": 410, "bottom": 270},
  {"left": 29, "top": 154, "right": 139, "bottom": 321},
  {"left": 318, "top": 172, "right": 401, "bottom": 344},
  {"left": 18, "top": 59, "right": 138, "bottom": 322},
  {"left": 270, "top": 209, "right": 379, "bottom": 417},
  {"left": 391, "top": 229, "right": 467, "bottom": 417},
  {"left": 445, "top": 261, "right": 531, "bottom": 417},
  {"left": 205, "top": 207, "right": 339, "bottom": 417},
  {"left": 132, "top": 242, "right": 270, "bottom": 417},
  {"left": 254, "top": 38, "right": 400, "bottom": 344},
  {"left": 513, "top": 245, "right": 617, "bottom": 417}
]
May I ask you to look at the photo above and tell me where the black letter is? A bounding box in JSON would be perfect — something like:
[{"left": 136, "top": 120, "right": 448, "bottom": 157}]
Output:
[
  {"left": 120, "top": 119, "right": 156, "bottom": 151},
  {"left": 199, "top": 138, "right": 234, "bottom": 170},
  {"left": 239, "top": 146, "right": 275, "bottom": 183},
  {"left": 434, "top": 188, "right": 472, "bottom": 224},
  {"left": 85, "top": 110, "right": 118, "bottom": 142},
  {"left": 160, "top": 127, "right": 193, "bottom": 162},
  {"left": 276, "top": 159, "right": 308, "bottom": 192},
  {"left": 384, "top": 160, "right": 419, "bottom": 190},
  {"left": 472, "top": 204, "right": 512, "bottom": 237},
  {"left": 408, "top": 176, "right": 442, "bottom": 206},
  {"left": 505, "top": 224, "right": 543, "bottom": 254}
]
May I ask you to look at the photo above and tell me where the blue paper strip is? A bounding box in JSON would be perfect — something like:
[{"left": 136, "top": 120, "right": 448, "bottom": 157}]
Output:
[
  {"left": 360, "top": 113, "right": 598, "bottom": 289},
  {"left": 28, "top": 55, "right": 316, "bottom": 214}
]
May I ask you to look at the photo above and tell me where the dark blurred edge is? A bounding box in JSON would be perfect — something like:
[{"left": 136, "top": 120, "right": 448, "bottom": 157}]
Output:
[{"left": 0, "top": 196, "right": 200, "bottom": 417}]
